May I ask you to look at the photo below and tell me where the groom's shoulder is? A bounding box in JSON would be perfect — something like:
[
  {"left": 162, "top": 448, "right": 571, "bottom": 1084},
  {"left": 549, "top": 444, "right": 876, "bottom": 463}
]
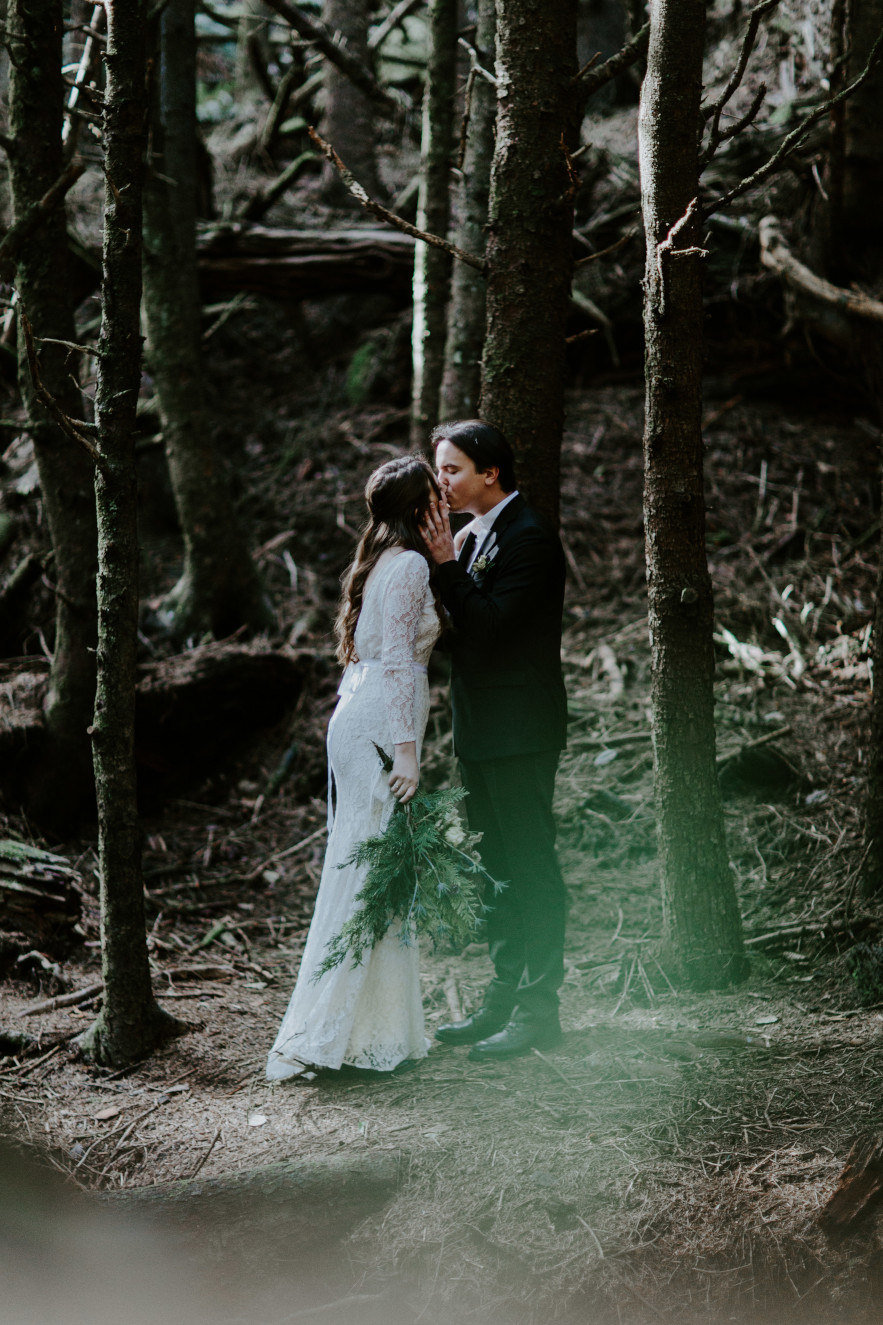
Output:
[{"left": 501, "top": 498, "right": 561, "bottom": 546}]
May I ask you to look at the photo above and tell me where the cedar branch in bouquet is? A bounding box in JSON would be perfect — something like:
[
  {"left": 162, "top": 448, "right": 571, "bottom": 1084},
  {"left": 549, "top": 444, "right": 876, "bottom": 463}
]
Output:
[{"left": 314, "top": 744, "right": 503, "bottom": 979}]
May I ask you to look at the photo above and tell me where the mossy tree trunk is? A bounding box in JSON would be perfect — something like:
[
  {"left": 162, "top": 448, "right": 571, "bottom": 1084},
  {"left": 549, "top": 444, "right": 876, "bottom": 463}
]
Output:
[
  {"left": 438, "top": 0, "right": 496, "bottom": 422},
  {"left": 321, "top": 0, "right": 382, "bottom": 204},
  {"left": 638, "top": 0, "right": 746, "bottom": 987},
  {"left": 80, "top": 0, "right": 179, "bottom": 1067},
  {"left": 478, "top": 0, "right": 579, "bottom": 523},
  {"left": 142, "top": 0, "right": 272, "bottom": 642},
  {"left": 410, "top": 0, "right": 458, "bottom": 448},
  {"left": 8, "top": 0, "right": 97, "bottom": 831}
]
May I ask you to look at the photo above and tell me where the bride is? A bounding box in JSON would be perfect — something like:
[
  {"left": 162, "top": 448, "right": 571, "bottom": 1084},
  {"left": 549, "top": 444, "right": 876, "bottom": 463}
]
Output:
[{"left": 267, "top": 456, "right": 445, "bottom": 1079}]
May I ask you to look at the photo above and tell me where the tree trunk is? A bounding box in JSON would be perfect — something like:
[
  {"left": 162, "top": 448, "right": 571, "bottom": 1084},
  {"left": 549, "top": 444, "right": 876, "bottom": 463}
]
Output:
[
  {"left": 7, "top": 0, "right": 98, "bottom": 832},
  {"left": 143, "top": 0, "right": 272, "bottom": 642},
  {"left": 236, "top": 0, "right": 275, "bottom": 100},
  {"left": 827, "top": 0, "right": 883, "bottom": 897},
  {"left": 438, "top": 0, "right": 496, "bottom": 422},
  {"left": 410, "top": 0, "right": 458, "bottom": 448},
  {"left": 80, "top": 0, "right": 179, "bottom": 1067},
  {"left": 479, "top": 0, "right": 579, "bottom": 524},
  {"left": 638, "top": 0, "right": 746, "bottom": 988},
  {"left": 826, "top": 0, "right": 883, "bottom": 272},
  {"left": 321, "top": 0, "right": 382, "bottom": 204}
]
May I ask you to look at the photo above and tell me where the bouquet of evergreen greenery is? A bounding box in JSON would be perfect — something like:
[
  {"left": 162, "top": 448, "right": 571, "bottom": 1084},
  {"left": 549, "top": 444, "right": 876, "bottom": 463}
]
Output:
[{"left": 314, "top": 744, "right": 503, "bottom": 979}]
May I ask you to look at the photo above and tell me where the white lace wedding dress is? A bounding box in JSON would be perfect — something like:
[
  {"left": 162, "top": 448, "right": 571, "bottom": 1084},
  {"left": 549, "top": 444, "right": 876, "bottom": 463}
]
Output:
[{"left": 266, "top": 549, "right": 441, "bottom": 1079}]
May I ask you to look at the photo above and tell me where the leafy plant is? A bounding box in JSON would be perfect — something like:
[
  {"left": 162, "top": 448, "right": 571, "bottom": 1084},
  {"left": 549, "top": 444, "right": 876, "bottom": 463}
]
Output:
[{"left": 314, "top": 744, "right": 503, "bottom": 978}]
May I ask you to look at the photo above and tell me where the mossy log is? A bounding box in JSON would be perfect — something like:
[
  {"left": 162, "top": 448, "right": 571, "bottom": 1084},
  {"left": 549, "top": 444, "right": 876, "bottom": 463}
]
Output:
[
  {"left": 197, "top": 225, "right": 415, "bottom": 301},
  {"left": 0, "top": 839, "right": 83, "bottom": 956},
  {"left": 0, "top": 645, "right": 316, "bottom": 819}
]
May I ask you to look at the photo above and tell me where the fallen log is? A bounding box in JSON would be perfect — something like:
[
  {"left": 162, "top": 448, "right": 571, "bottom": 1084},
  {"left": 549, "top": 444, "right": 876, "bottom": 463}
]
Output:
[
  {"left": 197, "top": 224, "right": 416, "bottom": 301},
  {"left": 0, "top": 840, "right": 83, "bottom": 956},
  {"left": 759, "top": 216, "right": 883, "bottom": 327}
]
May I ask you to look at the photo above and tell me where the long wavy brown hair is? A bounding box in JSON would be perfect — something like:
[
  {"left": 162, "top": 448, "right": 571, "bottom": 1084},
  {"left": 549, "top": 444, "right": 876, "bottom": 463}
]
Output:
[{"left": 335, "top": 455, "right": 445, "bottom": 665}]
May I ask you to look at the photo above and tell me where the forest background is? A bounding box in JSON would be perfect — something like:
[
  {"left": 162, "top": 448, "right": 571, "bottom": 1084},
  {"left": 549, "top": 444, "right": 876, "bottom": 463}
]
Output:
[{"left": 2, "top": 0, "right": 883, "bottom": 1322}]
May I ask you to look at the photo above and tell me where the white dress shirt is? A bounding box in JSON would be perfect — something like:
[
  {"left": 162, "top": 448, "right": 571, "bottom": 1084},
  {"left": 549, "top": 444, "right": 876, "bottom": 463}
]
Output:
[{"left": 456, "top": 490, "right": 520, "bottom": 570}]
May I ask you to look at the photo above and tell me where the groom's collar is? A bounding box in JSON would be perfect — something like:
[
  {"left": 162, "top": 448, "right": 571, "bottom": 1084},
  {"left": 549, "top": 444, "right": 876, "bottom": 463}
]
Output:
[{"left": 470, "top": 490, "right": 520, "bottom": 540}]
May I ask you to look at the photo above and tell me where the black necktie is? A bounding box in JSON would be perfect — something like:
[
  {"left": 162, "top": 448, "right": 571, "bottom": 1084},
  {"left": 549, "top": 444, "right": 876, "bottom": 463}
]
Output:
[{"left": 458, "top": 532, "right": 476, "bottom": 567}]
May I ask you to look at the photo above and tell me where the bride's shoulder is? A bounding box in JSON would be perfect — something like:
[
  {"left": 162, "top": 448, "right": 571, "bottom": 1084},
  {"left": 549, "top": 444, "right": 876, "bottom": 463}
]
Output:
[{"left": 391, "top": 549, "right": 430, "bottom": 580}]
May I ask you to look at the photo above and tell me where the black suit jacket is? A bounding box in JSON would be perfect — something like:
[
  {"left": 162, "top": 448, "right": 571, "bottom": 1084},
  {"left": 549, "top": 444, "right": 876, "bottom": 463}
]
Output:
[{"left": 435, "top": 495, "right": 567, "bottom": 761}]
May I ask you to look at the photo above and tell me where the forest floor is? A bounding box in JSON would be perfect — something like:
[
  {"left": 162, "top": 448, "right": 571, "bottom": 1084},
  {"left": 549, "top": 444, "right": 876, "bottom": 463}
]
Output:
[{"left": 3, "top": 372, "right": 883, "bottom": 1323}]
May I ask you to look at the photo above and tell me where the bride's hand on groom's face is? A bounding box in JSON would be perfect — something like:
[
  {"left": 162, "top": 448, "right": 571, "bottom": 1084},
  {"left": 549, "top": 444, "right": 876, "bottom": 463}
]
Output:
[
  {"left": 420, "top": 498, "right": 456, "bottom": 565},
  {"left": 389, "top": 746, "right": 420, "bottom": 804}
]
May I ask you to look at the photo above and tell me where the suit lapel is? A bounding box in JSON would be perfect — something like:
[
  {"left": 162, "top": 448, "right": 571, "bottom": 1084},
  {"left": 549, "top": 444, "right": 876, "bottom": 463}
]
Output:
[{"left": 488, "top": 493, "right": 525, "bottom": 545}]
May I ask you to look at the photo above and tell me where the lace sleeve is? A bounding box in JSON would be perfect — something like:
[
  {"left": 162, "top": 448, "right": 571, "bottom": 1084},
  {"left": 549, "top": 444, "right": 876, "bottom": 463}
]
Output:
[{"left": 381, "top": 552, "right": 430, "bottom": 744}]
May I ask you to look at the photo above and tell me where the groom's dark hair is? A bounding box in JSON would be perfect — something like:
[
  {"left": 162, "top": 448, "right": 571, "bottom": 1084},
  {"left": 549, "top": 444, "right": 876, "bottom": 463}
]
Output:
[{"left": 430, "top": 419, "right": 517, "bottom": 493}]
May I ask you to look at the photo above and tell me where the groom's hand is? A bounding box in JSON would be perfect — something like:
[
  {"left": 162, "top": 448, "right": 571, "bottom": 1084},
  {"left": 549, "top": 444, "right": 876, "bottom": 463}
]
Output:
[{"left": 421, "top": 498, "right": 456, "bottom": 565}]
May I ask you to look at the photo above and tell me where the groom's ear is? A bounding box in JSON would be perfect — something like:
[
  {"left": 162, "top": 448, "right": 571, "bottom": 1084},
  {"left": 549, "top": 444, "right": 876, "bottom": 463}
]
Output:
[{"left": 481, "top": 466, "right": 500, "bottom": 487}]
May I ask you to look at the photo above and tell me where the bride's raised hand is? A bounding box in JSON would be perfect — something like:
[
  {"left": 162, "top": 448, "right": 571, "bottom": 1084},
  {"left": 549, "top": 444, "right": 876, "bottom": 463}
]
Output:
[
  {"left": 389, "top": 743, "right": 419, "bottom": 804},
  {"left": 420, "top": 496, "right": 455, "bottom": 565}
]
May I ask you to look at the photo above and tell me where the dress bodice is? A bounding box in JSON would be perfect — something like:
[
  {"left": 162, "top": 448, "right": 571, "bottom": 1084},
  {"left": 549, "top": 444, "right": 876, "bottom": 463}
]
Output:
[{"left": 354, "top": 548, "right": 439, "bottom": 668}]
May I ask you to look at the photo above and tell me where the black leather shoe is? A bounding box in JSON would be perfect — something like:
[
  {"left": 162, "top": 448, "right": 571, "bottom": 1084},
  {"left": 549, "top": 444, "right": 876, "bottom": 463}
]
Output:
[
  {"left": 435, "top": 1007, "right": 511, "bottom": 1046},
  {"left": 467, "top": 1017, "right": 562, "bottom": 1062}
]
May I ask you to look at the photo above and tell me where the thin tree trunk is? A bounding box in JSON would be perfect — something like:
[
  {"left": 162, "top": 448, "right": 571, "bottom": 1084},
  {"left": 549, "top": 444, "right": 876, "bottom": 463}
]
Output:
[
  {"left": 80, "top": 0, "right": 179, "bottom": 1067},
  {"left": 638, "top": 0, "right": 746, "bottom": 988},
  {"left": 409, "top": 0, "right": 458, "bottom": 448},
  {"left": 479, "top": 0, "right": 579, "bottom": 524},
  {"left": 8, "top": 0, "right": 97, "bottom": 831},
  {"left": 321, "top": 0, "right": 382, "bottom": 204},
  {"left": 143, "top": 0, "right": 272, "bottom": 642},
  {"left": 815, "top": 0, "right": 883, "bottom": 895},
  {"left": 438, "top": 0, "right": 495, "bottom": 422}
]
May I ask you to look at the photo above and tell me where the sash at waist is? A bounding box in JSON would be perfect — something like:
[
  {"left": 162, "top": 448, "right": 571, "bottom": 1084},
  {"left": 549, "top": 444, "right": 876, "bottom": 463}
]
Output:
[{"left": 337, "top": 657, "right": 428, "bottom": 697}]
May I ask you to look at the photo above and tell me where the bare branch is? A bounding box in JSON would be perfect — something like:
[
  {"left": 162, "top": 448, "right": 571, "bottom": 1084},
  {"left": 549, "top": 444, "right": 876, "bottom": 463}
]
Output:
[
  {"left": 368, "top": 0, "right": 424, "bottom": 52},
  {"left": 702, "top": 0, "right": 780, "bottom": 135},
  {"left": 574, "top": 21, "right": 648, "bottom": 109},
  {"left": 0, "top": 159, "right": 88, "bottom": 271},
  {"left": 308, "top": 127, "right": 485, "bottom": 272},
  {"left": 197, "top": 3, "right": 237, "bottom": 31},
  {"left": 63, "top": 3, "right": 105, "bottom": 154},
  {"left": 706, "top": 25, "right": 883, "bottom": 217},
  {"left": 701, "top": 83, "right": 767, "bottom": 168},
  {"left": 19, "top": 310, "right": 102, "bottom": 467},
  {"left": 574, "top": 225, "right": 639, "bottom": 267},
  {"left": 262, "top": 0, "right": 407, "bottom": 114},
  {"left": 238, "top": 150, "right": 317, "bottom": 223},
  {"left": 574, "top": 52, "right": 600, "bottom": 83},
  {"left": 457, "top": 36, "right": 497, "bottom": 87},
  {"left": 759, "top": 214, "right": 883, "bottom": 323}
]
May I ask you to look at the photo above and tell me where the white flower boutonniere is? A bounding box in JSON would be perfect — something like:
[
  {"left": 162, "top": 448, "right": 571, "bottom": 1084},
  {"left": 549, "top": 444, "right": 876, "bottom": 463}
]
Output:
[{"left": 471, "top": 545, "right": 498, "bottom": 576}]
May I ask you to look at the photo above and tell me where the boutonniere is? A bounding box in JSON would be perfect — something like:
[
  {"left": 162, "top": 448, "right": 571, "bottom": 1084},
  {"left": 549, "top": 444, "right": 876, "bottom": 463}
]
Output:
[{"left": 471, "top": 547, "right": 499, "bottom": 576}]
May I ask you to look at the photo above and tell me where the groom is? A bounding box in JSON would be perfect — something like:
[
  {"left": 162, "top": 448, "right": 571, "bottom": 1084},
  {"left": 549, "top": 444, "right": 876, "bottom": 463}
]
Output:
[{"left": 421, "top": 419, "right": 568, "bottom": 1060}]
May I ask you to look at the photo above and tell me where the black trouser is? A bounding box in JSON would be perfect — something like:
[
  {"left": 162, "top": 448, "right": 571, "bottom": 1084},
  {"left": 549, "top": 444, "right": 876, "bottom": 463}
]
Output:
[{"left": 459, "top": 750, "right": 565, "bottom": 1023}]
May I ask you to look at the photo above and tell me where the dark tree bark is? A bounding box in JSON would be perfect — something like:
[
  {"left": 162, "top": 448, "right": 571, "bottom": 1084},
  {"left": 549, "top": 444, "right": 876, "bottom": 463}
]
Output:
[
  {"left": 143, "top": 0, "right": 272, "bottom": 642},
  {"left": 236, "top": 0, "right": 274, "bottom": 99},
  {"left": 834, "top": 0, "right": 883, "bottom": 894},
  {"left": 321, "top": 0, "right": 382, "bottom": 204},
  {"left": 80, "top": 0, "right": 179, "bottom": 1067},
  {"left": 479, "top": 0, "right": 580, "bottom": 524},
  {"left": 438, "top": 0, "right": 496, "bottom": 421},
  {"left": 410, "top": 0, "right": 458, "bottom": 447},
  {"left": 638, "top": 0, "right": 746, "bottom": 987},
  {"left": 824, "top": 0, "right": 883, "bottom": 274},
  {"left": 7, "top": 0, "right": 98, "bottom": 831}
]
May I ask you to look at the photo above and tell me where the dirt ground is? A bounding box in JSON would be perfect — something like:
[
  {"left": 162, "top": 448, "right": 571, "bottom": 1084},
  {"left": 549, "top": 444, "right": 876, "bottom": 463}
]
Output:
[{"left": 3, "top": 379, "right": 883, "bottom": 1324}]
